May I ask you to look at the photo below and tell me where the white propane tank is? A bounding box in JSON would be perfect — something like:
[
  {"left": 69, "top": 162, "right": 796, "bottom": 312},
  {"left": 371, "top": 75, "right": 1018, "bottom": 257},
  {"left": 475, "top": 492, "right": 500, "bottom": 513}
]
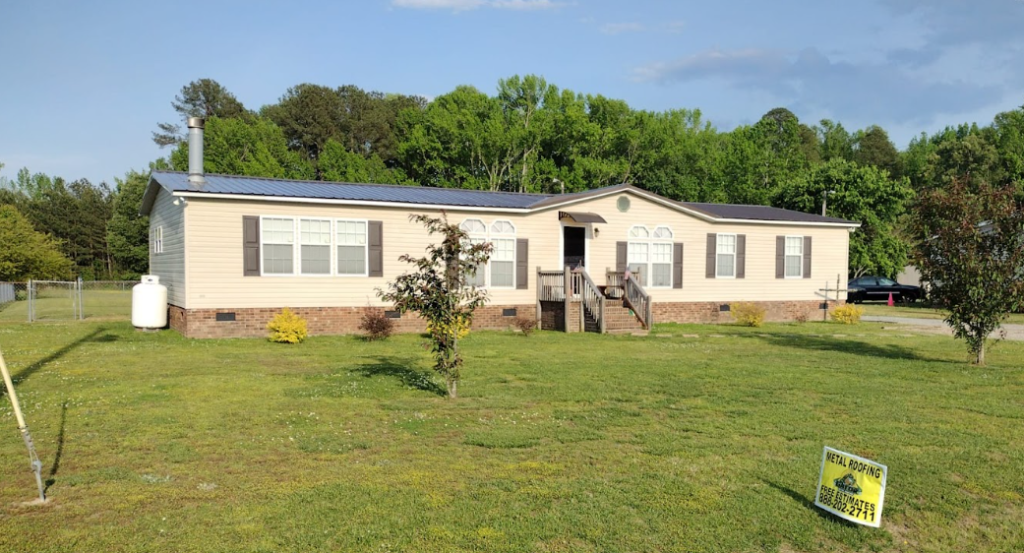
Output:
[{"left": 132, "top": 275, "right": 168, "bottom": 330}]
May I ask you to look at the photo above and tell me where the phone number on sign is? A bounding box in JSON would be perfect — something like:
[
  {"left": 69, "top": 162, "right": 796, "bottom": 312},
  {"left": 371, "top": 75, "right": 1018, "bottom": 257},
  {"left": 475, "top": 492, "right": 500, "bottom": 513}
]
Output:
[{"left": 818, "top": 486, "right": 876, "bottom": 522}]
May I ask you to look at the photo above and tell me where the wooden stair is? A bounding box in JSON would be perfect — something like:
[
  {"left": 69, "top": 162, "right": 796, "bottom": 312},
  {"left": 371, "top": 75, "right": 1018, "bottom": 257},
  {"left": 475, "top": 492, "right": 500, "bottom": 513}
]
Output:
[{"left": 584, "top": 299, "right": 647, "bottom": 334}]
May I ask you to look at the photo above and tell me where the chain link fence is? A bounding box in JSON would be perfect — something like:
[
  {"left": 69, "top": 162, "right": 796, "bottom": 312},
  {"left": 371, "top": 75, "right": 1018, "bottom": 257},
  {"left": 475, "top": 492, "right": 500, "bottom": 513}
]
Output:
[
  {"left": 0, "top": 282, "right": 30, "bottom": 323},
  {"left": 0, "top": 280, "right": 136, "bottom": 323}
]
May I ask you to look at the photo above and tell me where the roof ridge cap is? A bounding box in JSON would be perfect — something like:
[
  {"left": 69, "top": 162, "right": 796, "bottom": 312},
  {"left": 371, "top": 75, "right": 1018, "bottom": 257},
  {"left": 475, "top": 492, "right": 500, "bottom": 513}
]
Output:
[{"left": 153, "top": 170, "right": 554, "bottom": 198}]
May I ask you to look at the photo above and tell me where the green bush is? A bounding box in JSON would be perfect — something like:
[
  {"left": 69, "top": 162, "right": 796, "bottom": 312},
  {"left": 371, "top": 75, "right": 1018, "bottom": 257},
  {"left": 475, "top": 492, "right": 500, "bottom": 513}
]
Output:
[
  {"left": 831, "top": 304, "right": 864, "bottom": 325},
  {"left": 731, "top": 302, "right": 766, "bottom": 327},
  {"left": 267, "top": 308, "right": 308, "bottom": 344}
]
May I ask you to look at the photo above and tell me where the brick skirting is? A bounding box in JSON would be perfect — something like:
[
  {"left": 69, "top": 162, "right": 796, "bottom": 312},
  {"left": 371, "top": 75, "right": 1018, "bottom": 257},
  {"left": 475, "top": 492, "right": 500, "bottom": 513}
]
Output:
[
  {"left": 652, "top": 299, "right": 835, "bottom": 324},
  {"left": 167, "top": 299, "right": 836, "bottom": 339},
  {"left": 167, "top": 304, "right": 536, "bottom": 339}
]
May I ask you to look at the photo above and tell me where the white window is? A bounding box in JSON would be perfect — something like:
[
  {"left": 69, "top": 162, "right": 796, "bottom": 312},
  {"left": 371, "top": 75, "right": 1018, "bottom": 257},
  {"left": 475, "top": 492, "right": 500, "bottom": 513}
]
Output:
[
  {"left": 336, "top": 220, "right": 367, "bottom": 275},
  {"left": 460, "top": 219, "right": 487, "bottom": 287},
  {"left": 490, "top": 238, "right": 515, "bottom": 287},
  {"left": 152, "top": 226, "right": 164, "bottom": 254},
  {"left": 651, "top": 243, "right": 673, "bottom": 287},
  {"left": 490, "top": 220, "right": 515, "bottom": 235},
  {"left": 629, "top": 225, "right": 650, "bottom": 239},
  {"left": 627, "top": 242, "right": 649, "bottom": 286},
  {"left": 716, "top": 234, "right": 736, "bottom": 278},
  {"left": 300, "top": 219, "right": 332, "bottom": 275},
  {"left": 489, "top": 220, "right": 516, "bottom": 288},
  {"left": 262, "top": 217, "right": 295, "bottom": 275},
  {"left": 785, "top": 236, "right": 804, "bottom": 278},
  {"left": 460, "top": 218, "right": 487, "bottom": 235},
  {"left": 627, "top": 225, "right": 673, "bottom": 287}
]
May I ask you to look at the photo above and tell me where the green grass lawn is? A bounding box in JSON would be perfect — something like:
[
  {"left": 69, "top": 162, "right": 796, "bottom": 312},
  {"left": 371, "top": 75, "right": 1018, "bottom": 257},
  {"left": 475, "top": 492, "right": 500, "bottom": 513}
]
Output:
[
  {"left": 859, "top": 303, "right": 1024, "bottom": 325},
  {"left": 0, "top": 289, "right": 132, "bottom": 323},
  {"left": 0, "top": 321, "right": 1021, "bottom": 552}
]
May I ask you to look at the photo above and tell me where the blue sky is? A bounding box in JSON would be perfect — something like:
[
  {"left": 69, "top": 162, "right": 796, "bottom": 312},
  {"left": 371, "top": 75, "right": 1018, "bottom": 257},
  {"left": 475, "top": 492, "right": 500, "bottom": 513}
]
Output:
[{"left": 2, "top": 0, "right": 1022, "bottom": 186}]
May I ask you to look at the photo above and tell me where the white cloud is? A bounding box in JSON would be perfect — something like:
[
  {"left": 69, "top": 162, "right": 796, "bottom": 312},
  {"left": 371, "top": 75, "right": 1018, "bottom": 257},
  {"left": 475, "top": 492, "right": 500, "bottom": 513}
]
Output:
[
  {"left": 600, "top": 22, "right": 644, "bottom": 35},
  {"left": 391, "top": 0, "right": 564, "bottom": 11},
  {"left": 491, "top": 0, "right": 563, "bottom": 10},
  {"left": 633, "top": 47, "right": 1005, "bottom": 125},
  {"left": 392, "top": 0, "right": 483, "bottom": 10}
]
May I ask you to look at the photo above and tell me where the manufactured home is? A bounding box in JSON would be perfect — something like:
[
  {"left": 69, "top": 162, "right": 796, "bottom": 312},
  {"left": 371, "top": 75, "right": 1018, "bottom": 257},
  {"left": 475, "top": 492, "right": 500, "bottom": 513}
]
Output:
[{"left": 140, "top": 118, "right": 859, "bottom": 338}]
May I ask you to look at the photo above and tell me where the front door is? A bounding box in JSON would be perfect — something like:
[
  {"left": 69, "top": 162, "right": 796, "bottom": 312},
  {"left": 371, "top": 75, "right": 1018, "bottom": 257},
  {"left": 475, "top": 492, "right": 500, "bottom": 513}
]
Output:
[{"left": 563, "top": 226, "right": 586, "bottom": 269}]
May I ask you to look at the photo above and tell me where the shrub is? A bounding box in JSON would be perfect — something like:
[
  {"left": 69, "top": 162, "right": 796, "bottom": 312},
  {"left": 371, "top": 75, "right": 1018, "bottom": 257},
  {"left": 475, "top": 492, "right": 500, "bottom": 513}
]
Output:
[
  {"left": 731, "top": 302, "right": 766, "bottom": 327},
  {"left": 267, "top": 308, "right": 308, "bottom": 344},
  {"left": 831, "top": 304, "right": 864, "bottom": 325},
  {"left": 15, "top": 289, "right": 27, "bottom": 301},
  {"left": 793, "top": 311, "right": 809, "bottom": 324},
  {"left": 513, "top": 315, "right": 536, "bottom": 337},
  {"left": 426, "top": 314, "right": 470, "bottom": 341},
  {"left": 359, "top": 308, "right": 395, "bottom": 341}
]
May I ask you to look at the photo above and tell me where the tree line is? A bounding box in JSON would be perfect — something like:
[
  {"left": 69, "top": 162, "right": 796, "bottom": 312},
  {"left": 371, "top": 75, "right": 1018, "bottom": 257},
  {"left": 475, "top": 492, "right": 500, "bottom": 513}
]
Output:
[{"left": 2, "top": 76, "right": 1022, "bottom": 282}]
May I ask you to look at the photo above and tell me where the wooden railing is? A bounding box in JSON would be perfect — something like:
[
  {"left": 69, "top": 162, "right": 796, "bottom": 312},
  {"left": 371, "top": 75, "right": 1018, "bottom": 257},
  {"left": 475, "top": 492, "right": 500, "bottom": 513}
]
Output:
[
  {"left": 570, "top": 268, "right": 606, "bottom": 334},
  {"left": 604, "top": 268, "right": 641, "bottom": 300},
  {"left": 537, "top": 269, "right": 565, "bottom": 301},
  {"left": 622, "top": 273, "right": 652, "bottom": 330}
]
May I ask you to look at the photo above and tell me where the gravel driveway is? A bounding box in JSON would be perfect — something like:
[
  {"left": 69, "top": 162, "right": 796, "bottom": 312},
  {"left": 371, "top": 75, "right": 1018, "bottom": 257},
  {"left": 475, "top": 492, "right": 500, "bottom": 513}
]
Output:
[{"left": 863, "top": 316, "right": 1024, "bottom": 341}]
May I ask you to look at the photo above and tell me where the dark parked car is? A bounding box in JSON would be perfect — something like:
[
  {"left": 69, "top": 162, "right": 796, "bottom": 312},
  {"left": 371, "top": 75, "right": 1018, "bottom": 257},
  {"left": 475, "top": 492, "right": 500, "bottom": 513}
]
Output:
[{"left": 847, "top": 276, "right": 923, "bottom": 303}]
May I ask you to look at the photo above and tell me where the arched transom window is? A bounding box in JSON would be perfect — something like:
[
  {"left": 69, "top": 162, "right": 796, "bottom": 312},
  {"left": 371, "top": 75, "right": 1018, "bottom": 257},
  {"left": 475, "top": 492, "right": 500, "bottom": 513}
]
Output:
[
  {"left": 459, "top": 218, "right": 517, "bottom": 288},
  {"left": 627, "top": 225, "right": 674, "bottom": 288},
  {"left": 460, "top": 219, "right": 488, "bottom": 287}
]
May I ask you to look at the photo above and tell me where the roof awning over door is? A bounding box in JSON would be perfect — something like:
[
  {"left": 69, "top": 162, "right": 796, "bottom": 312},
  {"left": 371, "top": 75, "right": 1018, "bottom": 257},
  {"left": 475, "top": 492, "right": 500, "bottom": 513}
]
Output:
[{"left": 558, "top": 211, "right": 607, "bottom": 224}]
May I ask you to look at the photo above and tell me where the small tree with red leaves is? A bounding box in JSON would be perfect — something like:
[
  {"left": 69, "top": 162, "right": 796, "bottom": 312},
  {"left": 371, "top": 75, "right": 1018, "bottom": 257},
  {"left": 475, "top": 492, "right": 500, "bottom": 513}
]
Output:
[
  {"left": 379, "top": 213, "right": 492, "bottom": 398},
  {"left": 910, "top": 178, "right": 1024, "bottom": 364}
]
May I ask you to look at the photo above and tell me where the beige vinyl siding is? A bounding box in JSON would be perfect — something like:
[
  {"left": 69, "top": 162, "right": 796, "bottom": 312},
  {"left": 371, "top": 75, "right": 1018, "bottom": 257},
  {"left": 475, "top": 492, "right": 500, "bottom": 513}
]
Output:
[
  {"left": 539, "top": 192, "right": 851, "bottom": 301},
  {"left": 184, "top": 191, "right": 852, "bottom": 309},
  {"left": 185, "top": 199, "right": 555, "bottom": 308},
  {"left": 148, "top": 188, "right": 186, "bottom": 306}
]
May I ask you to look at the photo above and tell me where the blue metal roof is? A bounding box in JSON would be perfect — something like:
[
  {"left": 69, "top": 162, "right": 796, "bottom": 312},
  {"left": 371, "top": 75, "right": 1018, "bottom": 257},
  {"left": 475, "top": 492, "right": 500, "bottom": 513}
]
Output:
[
  {"left": 682, "top": 202, "right": 856, "bottom": 225},
  {"left": 142, "top": 171, "right": 858, "bottom": 226},
  {"left": 148, "top": 171, "right": 553, "bottom": 209}
]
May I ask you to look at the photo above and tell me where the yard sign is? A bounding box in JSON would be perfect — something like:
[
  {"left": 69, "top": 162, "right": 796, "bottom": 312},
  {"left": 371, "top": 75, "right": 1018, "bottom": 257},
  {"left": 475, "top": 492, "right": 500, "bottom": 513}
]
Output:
[{"left": 814, "top": 446, "right": 887, "bottom": 527}]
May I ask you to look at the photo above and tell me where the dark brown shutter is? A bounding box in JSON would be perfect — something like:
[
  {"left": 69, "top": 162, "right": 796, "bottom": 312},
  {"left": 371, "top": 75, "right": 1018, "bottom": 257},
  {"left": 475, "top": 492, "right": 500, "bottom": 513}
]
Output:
[
  {"left": 616, "top": 241, "right": 627, "bottom": 273},
  {"left": 775, "top": 236, "right": 785, "bottom": 279},
  {"left": 368, "top": 221, "right": 383, "bottom": 277},
  {"left": 803, "top": 236, "right": 812, "bottom": 279},
  {"left": 736, "top": 234, "right": 746, "bottom": 279},
  {"left": 705, "top": 233, "right": 716, "bottom": 278},
  {"left": 516, "top": 238, "right": 528, "bottom": 290},
  {"left": 243, "top": 216, "right": 260, "bottom": 277},
  {"left": 673, "top": 242, "right": 683, "bottom": 289}
]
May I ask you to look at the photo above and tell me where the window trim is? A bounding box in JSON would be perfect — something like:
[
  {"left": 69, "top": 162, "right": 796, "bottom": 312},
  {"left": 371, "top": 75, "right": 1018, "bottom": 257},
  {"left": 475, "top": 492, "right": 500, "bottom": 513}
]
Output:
[
  {"left": 784, "top": 235, "right": 804, "bottom": 279},
  {"left": 626, "top": 240, "right": 650, "bottom": 286},
  {"left": 298, "top": 218, "right": 334, "bottom": 277},
  {"left": 488, "top": 219, "right": 517, "bottom": 289},
  {"left": 715, "top": 233, "right": 737, "bottom": 279},
  {"left": 152, "top": 226, "right": 164, "bottom": 255},
  {"left": 649, "top": 241, "right": 674, "bottom": 289},
  {"left": 335, "top": 218, "right": 369, "bottom": 278},
  {"left": 627, "top": 225, "right": 674, "bottom": 288},
  {"left": 461, "top": 218, "right": 489, "bottom": 288},
  {"left": 259, "top": 216, "right": 296, "bottom": 276},
  {"left": 628, "top": 225, "right": 650, "bottom": 240},
  {"left": 256, "top": 215, "right": 371, "bottom": 277},
  {"left": 652, "top": 225, "right": 673, "bottom": 240}
]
